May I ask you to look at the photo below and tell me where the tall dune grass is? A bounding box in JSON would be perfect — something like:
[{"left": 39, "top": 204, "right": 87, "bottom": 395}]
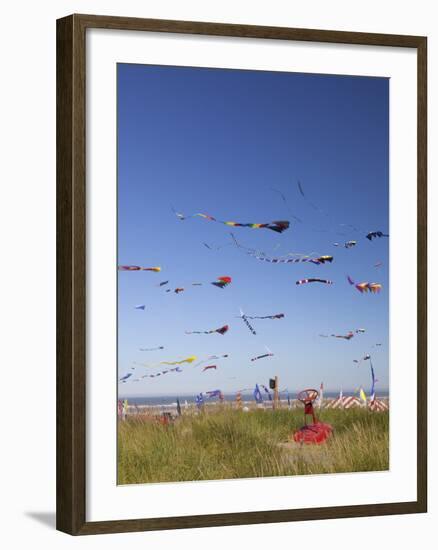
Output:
[{"left": 117, "top": 407, "right": 389, "bottom": 484}]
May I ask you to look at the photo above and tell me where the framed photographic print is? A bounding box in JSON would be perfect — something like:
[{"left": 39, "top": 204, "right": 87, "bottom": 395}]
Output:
[{"left": 56, "top": 14, "right": 427, "bottom": 535}]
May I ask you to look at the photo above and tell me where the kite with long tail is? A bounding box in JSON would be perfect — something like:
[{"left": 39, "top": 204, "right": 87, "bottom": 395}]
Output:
[
  {"left": 296, "top": 278, "right": 334, "bottom": 286},
  {"left": 347, "top": 275, "right": 382, "bottom": 294},
  {"left": 244, "top": 313, "right": 285, "bottom": 320},
  {"left": 231, "top": 233, "right": 333, "bottom": 265},
  {"left": 320, "top": 331, "right": 354, "bottom": 340},
  {"left": 239, "top": 308, "right": 257, "bottom": 335},
  {"left": 185, "top": 325, "right": 229, "bottom": 336},
  {"left": 118, "top": 265, "right": 161, "bottom": 272},
  {"left": 173, "top": 209, "right": 290, "bottom": 233},
  {"left": 250, "top": 347, "right": 274, "bottom": 362},
  {"left": 161, "top": 355, "right": 197, "bottom": 366}
]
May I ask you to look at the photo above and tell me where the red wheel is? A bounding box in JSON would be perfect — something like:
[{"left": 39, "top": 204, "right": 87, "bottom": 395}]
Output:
[{"left": 297, "top": 388, "right": 319, "bottom": 404}]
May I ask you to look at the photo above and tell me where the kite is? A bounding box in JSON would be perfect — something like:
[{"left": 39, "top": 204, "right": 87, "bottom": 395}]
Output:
[
  {"left": 250, "top": 347, "right": 274, "bottom": 362},
  {"left": 244, "top": 313, "right": 285, "bottom": 320},
  {"left": 374, "top": 261, "right": 383, "bottom": 268},
  {"left": 231, "top": 233, "right": 333, "bottom": 265},
  {"left": 134, "top": 305, "right": 146, "bottom": 311},
  {"left": 211, "top": 276, "right": 232, "bottom": 288},
  {"left": 139, "top": 346, "right": 164, "bottom": 351},
  {"left": 118, "top": 265, "right": 161, "bottom": 272},
  {"left": 195, "top": 354, "right": 229, "bottom": 366},
  {"left": 353, "top": 353, "right": 371, "bottom": 366},
  {"left": 119, "top": 373, "right": 133, "bottom": 382},
  {"left": 366, "top": 231, "right": 389, "bottom": 241},
  {"left": 239, "top": 308, "right": 257, "bottom": 335},
  {"left": 185, "top": 325, "right": 229, "bottom": 336},
  {"left": 174, "top": 210, "right": 290, "bottom": 233},
  {"left": 370, "top": 362, "right": 378, "bottom": 399},
  {"left": 355, "top": 328, "right": 366, "bottom": 333},
  {"left": 296, "top": 278, "right": 334, "bottom": 285},
  {"left": 347, "top": 276, "right": 382, "bottom": 294},
  {"left": 161, "top": 355, "right": 197, "bottom": 366},
  {"left": 202, "top": 365, "right": 217, "bottom": 372},
  {"left": 333, "top": 240, "right": 357, "bottom": 249},
  {"left": 331, "top": 331, "right": 354, "bottom": 340},
  {"left": 158, "top": 280, "right": 169, "bottom": 286},
  {"left": 141, "top": 366, "right": 183, "bottom": 379},
  {"left": 174, "top": 288, "right": 185, "bottom": 294}
]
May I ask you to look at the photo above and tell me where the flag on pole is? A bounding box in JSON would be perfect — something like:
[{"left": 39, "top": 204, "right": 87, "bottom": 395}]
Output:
[{"left": 253, "top": 384, "right": 263, "bottom": 404}]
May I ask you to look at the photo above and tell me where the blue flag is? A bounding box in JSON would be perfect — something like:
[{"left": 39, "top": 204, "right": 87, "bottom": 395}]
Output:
[{"left": 253, "top": 384, "right": 263, "bottom": 404}]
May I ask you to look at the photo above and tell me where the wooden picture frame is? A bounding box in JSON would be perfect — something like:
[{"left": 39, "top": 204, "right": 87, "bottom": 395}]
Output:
[{"left": 57, "top": 13, "right": 427, "bottom": 535}]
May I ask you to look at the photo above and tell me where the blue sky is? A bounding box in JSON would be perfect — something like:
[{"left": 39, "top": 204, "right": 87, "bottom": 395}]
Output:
[{"left": 117, "top": 63, "right": 389, "bottom": 398}]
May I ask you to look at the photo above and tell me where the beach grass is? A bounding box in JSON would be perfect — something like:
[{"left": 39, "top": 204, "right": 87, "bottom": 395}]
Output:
[{"left": 117, "top": 407, "right": 389, "bottom": 484}]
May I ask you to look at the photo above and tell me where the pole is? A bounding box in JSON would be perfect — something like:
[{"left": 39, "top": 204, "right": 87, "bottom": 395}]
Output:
[{"left": 274, "top": 376, "right": 279, "bottom": 410}]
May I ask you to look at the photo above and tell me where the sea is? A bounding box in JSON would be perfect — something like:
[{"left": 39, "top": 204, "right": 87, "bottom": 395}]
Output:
[{"left": 120, "top": 390, "right": 389, "bottom": 407}]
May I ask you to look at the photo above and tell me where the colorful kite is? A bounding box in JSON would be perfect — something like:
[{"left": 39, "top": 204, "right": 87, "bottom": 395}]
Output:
[
  {"left": 296, "top": 278, "right": 334, "bottom": 286},
  {"left": 185, "top": 325, "right": 229, "bottom": 336},
  {"left": 231, "top": 233, "right": 332, "bottom": 265},
  {"left": 161, "top": 356, "right": 197, "bottom": 366},
  {"left": 347, "top": 276, "right": 382, "bottom": 294},
  {"left": 332, "top": 331, "right": 354, "bottom": 340},
  {"left": 202, "top": 365, "right": 217, "bottom": 372},
  {"left": 366, "top": 231, "right": 389, "bottom": 241},
  {"left": 118, "top": 265, "right": 161, "bottom": 272},
  {"left": 211, "top": 276, "right": 232, "bottom": 288},
  {"left": 174, "top": 210, "right": 290, "bottom": 233}
]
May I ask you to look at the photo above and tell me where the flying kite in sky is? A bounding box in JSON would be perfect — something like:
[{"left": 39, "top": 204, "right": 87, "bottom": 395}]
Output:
[
  {"left": 119, "top": 373, "right": 133, "bottom": 382},
  {"left": 331, "top": 331, "right": 354, "bottom": 340},
  {"left": 250, "top": 347, "right": 274, "bottom": 362},
  {"left": 186, "top": 325, "right": 229, "bottom": 336},
  {"left": 195, "top": 354, "right": 229, "bottom": 366},
  {"left": 134, "top": 305, "right": 146, "bottom": 311},
  {"left": 231, "top": 233, "right": 333, "bottom": 265},
  {"left": 366, "top": 231, "right": 389, "bottom": 241},
  {"left": 211, "top": 276, "right": 232, "bottom": 288},
  {"left": 161, "top": 355, "right": 197, "bottom": 366},
  {"left": 374, "top": 261, "right": 383, "bottom": 268},
  {"left": 244, "top": 313, "right": 285, "bottom": 320},
  {"left": 239, "top": 308, "right": 257, "bottom": 335},
  {"left": 296, "top": 278, "right": 334, "bottom": 286},
  {"left": 333, "top": 240, "right": 357, "bottom": 248},
  {"left": 202, "top": 365, "right": 217, "bottom": 372},
  {"left": 173, "top": 209, "right": 290, "bottom": 233},
  {"left": 158, "top": 280, "right": 169, "bottom": 286},
  {"left": 353, "top": 354, "right": 371, "bottom": 366},
  {"left": 347, "top": 275, "right": 382, "bottom": 294},
  {"left": 118, "top": 265, "right": 161, "bottom": 272},
  {"left": 139, "top": 346, "right": 164, "bottom": 351}
]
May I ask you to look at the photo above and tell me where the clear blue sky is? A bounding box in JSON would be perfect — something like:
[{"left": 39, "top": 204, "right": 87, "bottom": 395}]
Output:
[{"left": 117, "top": 63, "right": 389, "bottom": 398}]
